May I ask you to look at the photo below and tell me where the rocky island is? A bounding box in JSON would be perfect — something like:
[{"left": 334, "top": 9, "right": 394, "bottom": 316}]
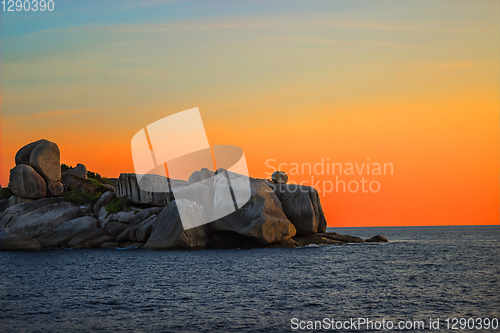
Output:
[{"left": 0, "top": 140, "right": 387, "bottom": 250}]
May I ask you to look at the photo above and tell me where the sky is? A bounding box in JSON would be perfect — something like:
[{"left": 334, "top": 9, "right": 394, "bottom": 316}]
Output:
[{"left": 1, "top": 0, "right": 499, "bottom": 227}]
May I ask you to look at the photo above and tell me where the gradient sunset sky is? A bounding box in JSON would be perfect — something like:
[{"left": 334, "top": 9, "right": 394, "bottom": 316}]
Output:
[{"left": 1, "top": 0, "right": 499, "bottom": 227}]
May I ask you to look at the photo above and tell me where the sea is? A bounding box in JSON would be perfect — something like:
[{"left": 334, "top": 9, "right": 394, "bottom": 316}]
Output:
[{"left": 0, "top": 225, "right": 499, "bottom": 332}]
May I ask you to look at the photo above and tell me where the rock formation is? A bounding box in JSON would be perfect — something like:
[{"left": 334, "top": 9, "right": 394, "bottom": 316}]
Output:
[
  {"left": 116, "top": 173, "right": 185, "bottom": 206},
  {"left": 1, "top": 199, "right": 90, "bottom": 238},
  {"left": 1, "top": 140, "right": 389, "bottom": 251},
  {"left": 37, "top": 216, "right": 99, "bottom": 248},
  {"left": 10, "top": 139, "right": 63, "bottom": 198}
]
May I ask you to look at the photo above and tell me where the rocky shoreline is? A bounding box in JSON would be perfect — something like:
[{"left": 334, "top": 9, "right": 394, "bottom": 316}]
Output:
[{"left": 0, "top": 140, "right": 387, "bottom": 250}]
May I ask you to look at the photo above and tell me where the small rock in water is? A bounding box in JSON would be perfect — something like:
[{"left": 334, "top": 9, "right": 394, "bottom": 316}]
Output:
[{"left": 365, "top": 235, "right": 388, "bottom": 242}]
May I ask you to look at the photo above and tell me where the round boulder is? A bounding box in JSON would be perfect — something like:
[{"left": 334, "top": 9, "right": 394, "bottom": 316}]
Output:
[
  {"left": 271, "top": 171, "right": 288, "bottom": 184},
  {"left": 9, "top": 164, "right": 47, "bottom": 199},
  {"left": 14, "top": 139, "right": 49, "bottom": 165},
  {"left": 29, "top": 140, "right": 61, "bottom": 183}
]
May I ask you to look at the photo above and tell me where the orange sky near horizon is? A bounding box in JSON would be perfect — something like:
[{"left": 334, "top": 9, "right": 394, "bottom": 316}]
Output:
[{"left": 1, "top": 1, "right": 499, "bottom": 227}]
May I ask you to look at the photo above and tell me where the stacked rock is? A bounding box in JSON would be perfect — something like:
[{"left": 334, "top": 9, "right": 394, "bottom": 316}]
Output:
[
  {"left": 9, "top": 139, "right": 64, "bottom": 199},
  {"left": 61, "top": 163, "right": 87, "bottom": 186}
]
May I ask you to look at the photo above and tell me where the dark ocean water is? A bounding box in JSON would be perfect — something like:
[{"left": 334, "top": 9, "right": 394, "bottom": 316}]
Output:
[{"left": 1, "top": 225, "right": 499, "bottom": 332}]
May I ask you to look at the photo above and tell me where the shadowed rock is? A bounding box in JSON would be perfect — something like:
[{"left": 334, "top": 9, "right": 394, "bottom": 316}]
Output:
[
  {"left": 315, "top": 232, "right": 364, "bottom": 243},
  {"left": 114, "top": 211, "right": 135, "bottom": 223},
  {"left": 293, "top": 235, "right": 344, "bottom": 246},
  {"left": 210, "top": 177, "right": 296, "bottom": 244},
  {"left": 206, "top": 231, "right": 262, "bottom": 249},
  {"left": 104, "top": 221, "right": 127, "bottom": 237},
  {"left": 0, "top": 199, "right": 8, "bottom": 213},
  {"left": 144, "top": 199, "right": 209, "bottom": 250},
  {"left": 365, "top": 235, "right": 388, "bottom": 242},
  {"left": 116, "top": 207, "right": 162, "bottom": 242},
  {"left": 133, "top": 215, "right": 156, "bottom": 242},
  {"left": 37, "top": 216, "right": 98, "bottom": 248},
  {"left": 1, "top": 199, "right": 87, "bottom": 238},
  {"left": 47, "top": 180, "right": 64, "bottom": 197},
  {"left": 84, "top": 235, "right": 115, "bottom": 248},
  {"left": 266, "top": 182, "right": 327, "bottom": 236},
  {"left": 0, "top": 229, "right": 41, "bottom": 250},
  {"left": 9, "top": 165, "right": 47, "bottom": 199},
  {"left": 120, "top": 242, "right": 144, "bottom": 248},
  {"left": 67, "top": 228, "right": 106, "bottom": 248},
  {"left": 7, "top": 195, "right": 35, "bottom": 208}
]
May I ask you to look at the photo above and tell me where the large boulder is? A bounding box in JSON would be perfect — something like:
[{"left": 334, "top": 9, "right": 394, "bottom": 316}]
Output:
[
  {"left": 37, "top": 216, "right": 98, "bottom": 248},
  {"left": 169, "top": 181, "right": 215, "bottom": 217},
  {"left": 144, "top": 199, "right": 209, "bottom": 250},
  {"left": 133, "top": 215, "right": 157, "bottom": 242},
  {"left": 118, "top": 214, "right": 157, "bottom": 243},
  {"left": 100, "top": 242, "right": 120, "bottom": 248},
  {"left": 365, "top": 235, "right": 388, "bottom": 243},
  {"left": 1, "top": 199, "right": 88, "bottom": 238},
  {"left": 15, "top": 139, "right": 48, "bottom": 165},
  {"left": 28, "top": 140, "right": 61, "bottom": 183},
  {"left": 0, "top": 229, "right": 41, "bottom": 250},
  {"left": 116, "top": 207, "right": 162, "bottom": 242},
  {"left": 9, "top": 164, "right": 47, "bottom": 199},
  {"left": 266, "top": 182, "right": 327, "bottom": 236},
  {"left": 104, "top": 221, "right": 127, "bottom": 237},
  {"left": 210, "top": 176, "right": 296, "bottom": 244},
  {"left": 117, "top": 173, "right": 183, "bottom": 207},
  {"left": 93, "top": 191, "right": 116, "bottom": 213}
]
